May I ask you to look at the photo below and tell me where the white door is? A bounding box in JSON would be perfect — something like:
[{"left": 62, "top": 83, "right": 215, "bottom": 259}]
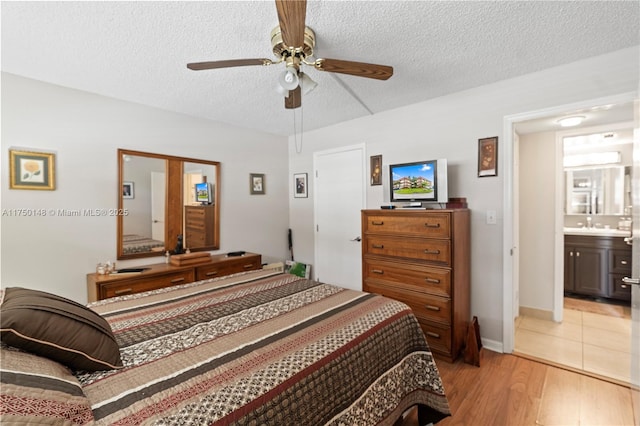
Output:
[
  {"left": 151, "top": 171, "right": 165, "bottom": 242},
  {"left": 314, "top": 144, "right": 366, "bottom": 290},
  {"left": 627, "top": 105, "right": 640, "bottom": 417}
]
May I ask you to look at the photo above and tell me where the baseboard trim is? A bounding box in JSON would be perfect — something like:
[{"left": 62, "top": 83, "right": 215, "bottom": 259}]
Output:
[{"left": 518, "top": 306, "right": 554, "bottom": 321}]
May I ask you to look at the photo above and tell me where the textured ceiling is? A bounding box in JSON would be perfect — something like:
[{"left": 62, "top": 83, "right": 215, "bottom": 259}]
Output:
[{"left": 2, "top": 1, "right": 639, "bottom": 136}]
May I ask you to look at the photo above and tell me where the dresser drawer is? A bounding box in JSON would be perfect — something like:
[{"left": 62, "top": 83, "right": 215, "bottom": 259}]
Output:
[
  {"left": 101, "top": 270, "right": 195, "bottom": 299},
  {"left": 186, "top": 207, "right": 206, "bottom": 218},
  {"left": 364, "top": 281, "right": 451, "bottom": 325},
  {"left": 418, "top": 321, "right": 452, "bottom": 355},
  {"left": 609, "top": 249, "right": 632, "bottom": 274},
  {"left": 196, "top": 255, "right": 261, "bottom": 280},
  {"left": 363, "top": 258, "right": 451, "bottom": 297},
  {"left": 185, "top": 219, "right": 206, "bottom": 230},
  {"left": 363, "top": 213, "right": 451, "bottom": 238},
  {"left": 364, "top": 236, "right": 450, "bottom": 265}
]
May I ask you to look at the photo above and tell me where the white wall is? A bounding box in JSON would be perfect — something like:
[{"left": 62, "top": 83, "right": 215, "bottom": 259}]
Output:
[
  {"left": 288, "top": 47, "right": 639, "bottom": 345},
  {"left": 1, "top": 73, "right": 290, "bottom": 303},
  {"left": 519, "top": 131, "right": 556, "bottom": 312}
]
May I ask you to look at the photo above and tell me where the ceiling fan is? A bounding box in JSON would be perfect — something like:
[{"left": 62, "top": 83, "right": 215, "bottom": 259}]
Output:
[{"left": 187, "top": 0, "right": 393, "bottom": 109}]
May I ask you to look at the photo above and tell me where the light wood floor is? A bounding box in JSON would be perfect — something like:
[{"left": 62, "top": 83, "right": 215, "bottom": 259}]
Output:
[{"left": 400, "top": 349, "right": 637, "bottom": 426}]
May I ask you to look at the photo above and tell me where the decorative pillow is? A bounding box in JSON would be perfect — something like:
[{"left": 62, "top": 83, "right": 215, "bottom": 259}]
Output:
[
  {"left": 0, "top": 344, "right": 95, "bottom": 424},
  {"left": 0, "top": 287, "right": 123, "bottom": 371}
]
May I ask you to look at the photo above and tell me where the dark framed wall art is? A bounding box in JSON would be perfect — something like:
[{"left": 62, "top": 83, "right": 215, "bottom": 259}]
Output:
[
  {"left": 250, "top": 173, "right": 265, "bottom": 195},
  {"left": 294, "top": 173, "right": 307, "bottom": 198},
  {"left": 478, "top": 137, "right": 498, "bottom": 177}
]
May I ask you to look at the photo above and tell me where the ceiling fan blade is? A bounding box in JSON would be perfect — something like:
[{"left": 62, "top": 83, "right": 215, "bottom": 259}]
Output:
[
  {"left": 187, "top": 58, "right": 272, "bottom": 71},
  {"left": 285, "top": 86, "right": 301, "bottom": 109},
  {"left": 275, "top": 0, "right": 307, "bottom": 47},
  {"left": 315, "top": 58, "right": 393, "bottom": 80}
]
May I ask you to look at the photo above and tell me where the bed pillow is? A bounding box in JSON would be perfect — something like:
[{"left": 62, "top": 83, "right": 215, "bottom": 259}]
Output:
[
  {"left": 0, "top": 344, "right": 95, "bottom": 424},
  {"left": 0, "top": 287, "right": 123, "bottom": 371}
]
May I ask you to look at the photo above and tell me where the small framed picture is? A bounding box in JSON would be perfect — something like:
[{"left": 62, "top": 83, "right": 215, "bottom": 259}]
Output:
[
  {"left": 123, "top": 181, "right": 134, "bottom": 199},
  {"left": 250, "top": 173, "right": 265, "bottom": 195},
  {"left": 370, "top": 154, "right": 382, "bottom": 185},
  {"left": 478, "top": 136, "right": 498, "bottom": 177},
  {"left": 9, "top": 149, "right": 55, "bottom": 190},
  {"left": 294, "top": 173, "right": 308, "bottom": 198}
]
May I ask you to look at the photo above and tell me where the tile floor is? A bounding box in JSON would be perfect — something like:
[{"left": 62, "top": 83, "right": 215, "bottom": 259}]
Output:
[{"left": 514, "top": 299, "right": 632, "bottom": 384}]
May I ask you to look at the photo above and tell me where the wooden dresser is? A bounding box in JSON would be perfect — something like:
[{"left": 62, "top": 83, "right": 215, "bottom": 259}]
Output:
[
  {"left": 87, "top": 252, "right": 261, "bottom": 302},
  {"left": 361, "top": 209, "right": 470, "bottom": 362},
  {"left": 184, "top": 205, "right": 215, "bottom": 249}
]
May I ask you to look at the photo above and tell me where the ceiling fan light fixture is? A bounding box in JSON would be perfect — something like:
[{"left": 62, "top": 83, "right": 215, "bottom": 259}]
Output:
[
  {"left": 300, "top": 72, "right": 317, "bottom": 95},
  {"left": 278, "top": 65, "right": 299, "bottom": 90}
]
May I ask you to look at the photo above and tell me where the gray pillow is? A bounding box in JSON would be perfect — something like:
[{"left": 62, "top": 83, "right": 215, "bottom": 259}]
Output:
[{"left": 0, "top": 287, "right": 122, "bottom": 371}]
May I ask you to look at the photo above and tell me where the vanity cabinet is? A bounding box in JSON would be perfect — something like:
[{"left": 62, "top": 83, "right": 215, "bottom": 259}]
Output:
[
  {"left": 564, "top": 235, "right": 631, "bottom": 301},
  {"left": 361, "top": 209, "right": 470, "bottom": 362},
  {"left": 87, "top": 253, "right": 261, "bottom": 302}
]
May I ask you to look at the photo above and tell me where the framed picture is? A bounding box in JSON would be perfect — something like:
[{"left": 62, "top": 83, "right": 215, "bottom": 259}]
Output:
[
  {"left": 370, "top": 154, "right": 382, "bottom": 186},
  {"left": 294, "top": 173, "right": 308, "bottom": 198},
  {"left": 250, "top": 173, "right": 265, "bottom": 195},
  {"left": 478, "top": 136, "right": 498, "bottom": 177},
  {"left": 123, "top": 181, "right": 134, "bottom": 199},
  {"left": 9, "top": 149, "right": 55, "bottom": 190}
]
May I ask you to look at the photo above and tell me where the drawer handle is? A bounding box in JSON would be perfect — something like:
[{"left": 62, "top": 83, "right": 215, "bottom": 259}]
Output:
[
  {"left": 372, "top": 269, "right": 384, "bottom": 274},
  {"left": 171, "top": 277, "right": 186, "bottom": 284},
  {"left": 372, "top": 244, "right": 384, "bottom": 249},
  {"left": 425, "top": 305, "right": 441, "bottom": 311},
  {"left": 620, "top": 260, "right": 628, "bottom": 265},
  {"left": 114, "top": 288, "right": 133, "bottom": 295},
  {"left": 424, "top": 249, "right": 441, "bottom": 255},
  {"left": 426, "top": 331, "right": 440, "bottom": 339},
  {"left": 425, "top": 278, "right": 441, "bottom": 284},
  {"left": 243, "top": 264, "right": 254, "bottom": 269},
  {"left": 205, "top": 271, "right": 218, "bottom": 276},
  {"left": 371, "top": 221, "right": 384, "bottom": 226},
  {"left": 424, "top": 223, "right": 441, "bottom": 228}
]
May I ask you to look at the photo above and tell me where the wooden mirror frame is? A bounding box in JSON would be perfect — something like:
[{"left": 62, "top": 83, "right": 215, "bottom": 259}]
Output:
[{"left": 117, "top": 149, "right": 221, "bottom": 260}]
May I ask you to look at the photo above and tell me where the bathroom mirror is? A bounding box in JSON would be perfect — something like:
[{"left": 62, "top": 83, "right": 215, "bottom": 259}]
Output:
[
  {"left": 564, "top": 165, "right": 629, "bottom": 215},
  {"left": 118, "top": 149, "right": 220, "bottom": 260}
]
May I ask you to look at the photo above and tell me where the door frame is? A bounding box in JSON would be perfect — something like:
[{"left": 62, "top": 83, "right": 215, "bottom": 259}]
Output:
[{"left": 502, "top": 92, "right": 637, "bottom": 354}]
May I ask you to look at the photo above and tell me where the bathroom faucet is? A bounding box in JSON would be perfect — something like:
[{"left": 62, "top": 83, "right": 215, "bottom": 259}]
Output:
[{"left": 586, "top": 216, "right": 592, "bottom": 229}]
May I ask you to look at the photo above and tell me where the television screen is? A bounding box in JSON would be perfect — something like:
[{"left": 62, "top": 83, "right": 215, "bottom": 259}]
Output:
[
  {"left": 389, "top": 160, "right": 438, "bottom": 202},
  {"left": 195, "top": 182, "right": 212, "bottom": 204}
]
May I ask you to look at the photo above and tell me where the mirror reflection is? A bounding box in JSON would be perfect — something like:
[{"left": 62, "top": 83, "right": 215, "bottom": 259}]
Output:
[
  {"left": 565, "top": 166, "right": 628, "bottom": 215},
  {"left": 118, "top": 150, "right": 220, "bottom": 260}
]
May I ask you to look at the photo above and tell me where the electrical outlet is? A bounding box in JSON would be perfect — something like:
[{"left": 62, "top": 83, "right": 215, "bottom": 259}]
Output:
[{"left": 486, "top": 210, "right": 497, "bottom": 225}]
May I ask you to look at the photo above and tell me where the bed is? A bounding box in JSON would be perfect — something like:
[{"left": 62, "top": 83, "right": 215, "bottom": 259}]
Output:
[
  {"left": 122, "top": 233, "right": 165, "bottom": 254},
  {"left": 0, "top": 269, "right": 450, "bottom": 425}
]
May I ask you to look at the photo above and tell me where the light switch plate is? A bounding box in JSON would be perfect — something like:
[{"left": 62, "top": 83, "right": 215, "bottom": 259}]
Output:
[{"left": 486, "top": 210, "right": 497, "bottom": 225}]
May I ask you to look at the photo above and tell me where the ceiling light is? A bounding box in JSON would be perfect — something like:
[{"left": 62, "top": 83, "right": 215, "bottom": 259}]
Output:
[
  {"left": 557, "top": 116, "right": 585, "bottom": 127},
  {"left": 278, "top": 64, "right": 299, "bottom": 91},
  {"left": 299, "top": 72, "right": 317, "bottom": 95}
]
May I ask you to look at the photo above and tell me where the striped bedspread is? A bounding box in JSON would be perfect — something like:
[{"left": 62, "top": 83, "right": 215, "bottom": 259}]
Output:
[{"left": 79, "top": 270, "right": 450, "bottom": 425}]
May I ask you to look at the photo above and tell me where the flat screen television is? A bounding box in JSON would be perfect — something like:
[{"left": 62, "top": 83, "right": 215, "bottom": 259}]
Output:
[
  {"left": 195, "top": 182, "right": 213, "bottom": 205},
  {"left": 388, "top": 159, "right": 448, "bottom": 205}
]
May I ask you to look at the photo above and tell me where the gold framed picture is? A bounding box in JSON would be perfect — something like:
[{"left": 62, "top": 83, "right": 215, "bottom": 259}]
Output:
[
  {"left": 9, "top": 149, "right": 56, "bottom": 190},
  {"left": 478, "top": 137, "right": 498, "bottom": 177}
]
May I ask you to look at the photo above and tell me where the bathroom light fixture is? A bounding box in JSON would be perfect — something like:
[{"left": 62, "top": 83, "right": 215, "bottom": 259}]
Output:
[
  {"left": 557, "top": 116, "right": 585, "bottom": 127},
  {"left": 563, "top": 151, "right": 621, "bottom": 167},
  {"left": 278, "top": 64, "right": 299, "bottom": 91}
]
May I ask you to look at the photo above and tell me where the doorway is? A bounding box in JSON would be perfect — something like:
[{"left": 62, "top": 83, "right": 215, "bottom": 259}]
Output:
[{"left": 502, "top": 93, "right": 637, "bottom": 384}]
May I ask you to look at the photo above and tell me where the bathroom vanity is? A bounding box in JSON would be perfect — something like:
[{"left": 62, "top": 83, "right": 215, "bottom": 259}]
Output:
[{"left": 564, "top": 231, "right": 632, "bottom": 302}]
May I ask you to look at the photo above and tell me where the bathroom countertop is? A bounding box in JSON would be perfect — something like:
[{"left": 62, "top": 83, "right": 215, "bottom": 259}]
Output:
[{"left": 563, "top": 227, "right": 631, "bottom": 237}]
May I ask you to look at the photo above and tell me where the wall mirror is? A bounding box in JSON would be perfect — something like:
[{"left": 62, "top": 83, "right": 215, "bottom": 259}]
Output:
[
  {"left": 564, "top": 165, "right": 630, "bottom": 215},
  {"left": 118, "top": 149, "right": 220, "bottom": 260}
]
